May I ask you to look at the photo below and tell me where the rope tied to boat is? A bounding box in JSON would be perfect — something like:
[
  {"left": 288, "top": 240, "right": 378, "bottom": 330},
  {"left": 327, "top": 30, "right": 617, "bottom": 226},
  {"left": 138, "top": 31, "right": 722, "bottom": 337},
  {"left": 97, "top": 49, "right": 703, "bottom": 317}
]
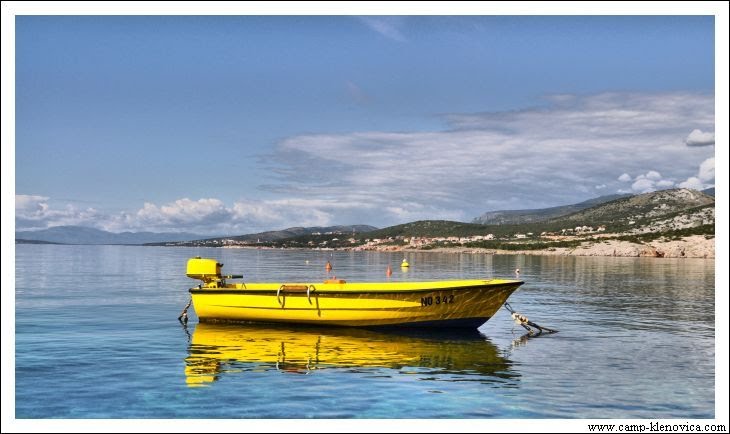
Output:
[
  {"left": 178, "top": 297, "right": 192, "bottom": 325},
  {"left": 503, "top": 302, "right": 557, "bottom": 335}
]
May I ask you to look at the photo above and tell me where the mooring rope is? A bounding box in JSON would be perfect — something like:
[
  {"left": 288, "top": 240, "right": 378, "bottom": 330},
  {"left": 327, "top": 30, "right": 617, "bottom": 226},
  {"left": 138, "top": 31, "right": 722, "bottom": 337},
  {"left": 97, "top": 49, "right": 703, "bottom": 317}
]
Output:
[
  {"left": 503, "top": 302, "right": 558, "bottom": 335},
  {"left": 178, "top": 297, "right": 192, "bottom": 325}
]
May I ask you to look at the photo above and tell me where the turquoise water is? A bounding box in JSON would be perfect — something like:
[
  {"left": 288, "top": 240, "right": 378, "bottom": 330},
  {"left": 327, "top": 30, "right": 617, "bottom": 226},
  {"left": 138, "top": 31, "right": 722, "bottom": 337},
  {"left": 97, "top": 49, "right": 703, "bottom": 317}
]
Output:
[{"left": 15, "top": 245, "right": 715, "bottom": 418}]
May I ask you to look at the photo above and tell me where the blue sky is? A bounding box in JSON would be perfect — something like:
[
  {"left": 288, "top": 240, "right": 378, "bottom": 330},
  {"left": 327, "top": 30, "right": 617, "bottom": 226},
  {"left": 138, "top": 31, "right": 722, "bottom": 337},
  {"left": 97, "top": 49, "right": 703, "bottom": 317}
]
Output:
[{"left": 10, "top": 12, "right": 720, "bottom": 234}]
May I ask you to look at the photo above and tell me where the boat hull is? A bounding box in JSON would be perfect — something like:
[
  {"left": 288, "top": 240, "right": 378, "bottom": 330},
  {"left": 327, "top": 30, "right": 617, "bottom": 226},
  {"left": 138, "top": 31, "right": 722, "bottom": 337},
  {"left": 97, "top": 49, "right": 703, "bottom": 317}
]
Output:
[{"left": 190, "top": 280, "right": 523, "bottom": 328}]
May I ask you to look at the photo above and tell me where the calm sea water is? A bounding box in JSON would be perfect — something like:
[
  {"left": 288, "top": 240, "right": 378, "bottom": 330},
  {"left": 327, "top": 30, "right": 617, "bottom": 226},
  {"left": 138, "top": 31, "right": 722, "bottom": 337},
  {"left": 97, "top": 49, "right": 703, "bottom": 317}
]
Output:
[{"left": 15, "top": 245, "right": 715, "bottom": 418}]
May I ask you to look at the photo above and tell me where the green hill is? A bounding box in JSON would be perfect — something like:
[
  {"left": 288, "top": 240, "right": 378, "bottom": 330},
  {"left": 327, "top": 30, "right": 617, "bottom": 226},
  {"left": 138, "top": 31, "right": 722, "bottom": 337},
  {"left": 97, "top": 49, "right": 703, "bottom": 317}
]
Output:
[
  {"left": 540, "top": 188, "right": 714, "bottom": 233},
  {"left": 363, "top": 220, "right": 490, "bottom": 238}
]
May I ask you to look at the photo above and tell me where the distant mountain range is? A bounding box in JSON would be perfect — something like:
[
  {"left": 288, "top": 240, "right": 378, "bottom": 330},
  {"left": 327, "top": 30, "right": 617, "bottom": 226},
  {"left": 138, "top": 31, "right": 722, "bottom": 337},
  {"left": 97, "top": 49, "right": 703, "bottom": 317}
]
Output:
[
  {"left": 472, "top": 187, "right": 714, "bottom": 225},
  {"left": 472, "top": 193, "right": 633, "bottom": 225},
  {"left": 15, "top": 226, "right": 208, "bottom": 245}
]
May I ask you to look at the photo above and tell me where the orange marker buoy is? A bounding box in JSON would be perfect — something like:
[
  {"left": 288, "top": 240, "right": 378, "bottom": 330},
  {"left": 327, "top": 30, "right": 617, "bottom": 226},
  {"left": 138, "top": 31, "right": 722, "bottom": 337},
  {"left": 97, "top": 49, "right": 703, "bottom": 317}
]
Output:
[
  {"left": 386, "top": 265, "right": 393, "bottom": 276},
  {"left": 325, "top": 261, "right": 332, "bottom": 271}
]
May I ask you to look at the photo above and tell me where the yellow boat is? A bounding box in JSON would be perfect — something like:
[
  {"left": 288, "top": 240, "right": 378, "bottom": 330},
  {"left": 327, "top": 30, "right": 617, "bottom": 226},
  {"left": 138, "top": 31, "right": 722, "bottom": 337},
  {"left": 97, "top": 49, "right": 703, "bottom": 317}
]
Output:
[
  {"left": 186, "top": 257, "right": 523, "bottom": 328},
  {"left": 184, "top": 322, "right": 516, "bottom": 386}
]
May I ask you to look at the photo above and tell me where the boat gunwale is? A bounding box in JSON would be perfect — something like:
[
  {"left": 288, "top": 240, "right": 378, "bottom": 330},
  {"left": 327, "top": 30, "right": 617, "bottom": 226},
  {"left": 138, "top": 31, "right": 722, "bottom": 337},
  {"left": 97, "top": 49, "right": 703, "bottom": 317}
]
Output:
[{"left": 189, "top": 280, "right": 524, "bottom": 295}]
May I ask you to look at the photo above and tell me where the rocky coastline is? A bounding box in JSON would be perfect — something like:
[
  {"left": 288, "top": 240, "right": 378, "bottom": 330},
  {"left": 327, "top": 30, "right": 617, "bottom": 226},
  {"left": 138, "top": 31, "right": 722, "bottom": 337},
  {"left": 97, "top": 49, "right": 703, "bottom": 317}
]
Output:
[{"left": 349, "top": 235, "right": 715, "bottom": 258}]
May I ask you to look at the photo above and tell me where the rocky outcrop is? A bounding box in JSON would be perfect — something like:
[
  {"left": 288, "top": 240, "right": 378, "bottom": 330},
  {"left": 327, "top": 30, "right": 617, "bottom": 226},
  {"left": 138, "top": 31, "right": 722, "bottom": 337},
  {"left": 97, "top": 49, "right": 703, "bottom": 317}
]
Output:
[{"left": 389, "top": 235, "right": 715, "bottom": 258}]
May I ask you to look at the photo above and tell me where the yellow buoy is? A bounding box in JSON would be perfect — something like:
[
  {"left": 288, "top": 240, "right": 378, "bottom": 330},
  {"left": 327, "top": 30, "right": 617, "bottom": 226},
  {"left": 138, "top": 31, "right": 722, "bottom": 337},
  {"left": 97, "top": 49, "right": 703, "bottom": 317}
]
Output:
[{"left": 401, "top": 258, "right": 409, "bottom": 268}]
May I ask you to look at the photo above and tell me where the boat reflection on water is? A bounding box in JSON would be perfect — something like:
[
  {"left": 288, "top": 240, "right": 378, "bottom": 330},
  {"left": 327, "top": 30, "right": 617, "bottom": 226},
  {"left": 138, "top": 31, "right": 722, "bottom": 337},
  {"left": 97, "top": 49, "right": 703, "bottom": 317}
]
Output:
[{"left": 185, "top": 323, "right": 517, "bottom": 387}]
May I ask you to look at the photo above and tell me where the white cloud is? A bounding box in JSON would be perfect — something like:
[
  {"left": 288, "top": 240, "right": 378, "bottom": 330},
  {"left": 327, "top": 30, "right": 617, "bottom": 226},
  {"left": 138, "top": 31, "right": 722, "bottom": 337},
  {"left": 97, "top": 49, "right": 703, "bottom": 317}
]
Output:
[
  {"left": 17, "top": 92, "right": 716, "bottom": 234},
  {"left": 16, "top": 194, "right": 49, "bottom": 215},
  {"left": 644, "top": 171, "right": 662, "bottom": 181},
  {"left": 232, "top": 198, "right": 340, "bottom": 229},
  {"left": 631, "top": 178, "right": 657, "bottom": 193},
  {"left": 135, "top": 198, "right": 232, "bottom": 228},
  {"left": 266, "top": 92, "right": 713, "bottom": 222},
  {"left": 16, "top": 195, "right": 371, "bottom": 235},
  {"left": 698, "top": 157, "right": 715, "bottom": 182},
  {"left": 685, "top": 129, "right": 715, "bottom": 147},
  {"left": 677, "top": 177, "right": 705, "bottom": 190},
  {"left": 678, "top": 157, "right": 714, "bottom": 191},
  {"left": 115, "top": 197, "right": 339, "bottom": 233},
  {"left": 15, "top": 195, "right": 101, "bottom": 231},
  {"left": 622, "top": 170, "right": 678, "bottom": 193},
  {"left": 358, "top": 17, "right": 406, "bottom": 42}
]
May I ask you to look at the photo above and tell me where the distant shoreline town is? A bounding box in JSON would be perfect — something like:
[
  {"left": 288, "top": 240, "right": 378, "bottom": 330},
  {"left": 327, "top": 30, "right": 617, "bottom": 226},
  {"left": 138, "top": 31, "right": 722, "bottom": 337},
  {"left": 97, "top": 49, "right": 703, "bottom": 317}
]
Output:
[{"left": 216, "top": 234, "right": 714, "bottom": 259}]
